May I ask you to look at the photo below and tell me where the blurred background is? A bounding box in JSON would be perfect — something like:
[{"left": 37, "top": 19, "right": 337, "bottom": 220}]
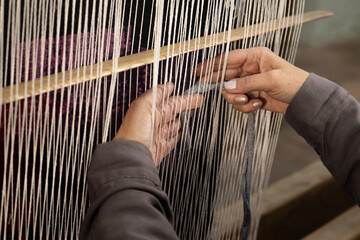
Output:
[{"left": 270, "top": 0, "right": 360, "bottom": 184}]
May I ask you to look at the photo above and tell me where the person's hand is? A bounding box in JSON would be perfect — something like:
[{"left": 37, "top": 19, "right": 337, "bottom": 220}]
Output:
[
  {"left": 113, "top": 83, "right": 204, "bottom": 166},
  {"left": 196, "top": 47, "right": 309, "bottom": 114}
]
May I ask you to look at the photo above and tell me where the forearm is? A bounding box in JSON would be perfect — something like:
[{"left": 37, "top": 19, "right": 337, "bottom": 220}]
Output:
[
  {"left": 285, "top": 73, "right": 360, "bottom": 205},
  {"left": 80, "top": 141, "right": 178, "bottom": 239}
]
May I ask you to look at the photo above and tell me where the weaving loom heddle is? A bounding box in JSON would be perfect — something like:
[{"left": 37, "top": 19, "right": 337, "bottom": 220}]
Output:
[{"left": 0, "top": 0, "right": 332, "bottom": 239}]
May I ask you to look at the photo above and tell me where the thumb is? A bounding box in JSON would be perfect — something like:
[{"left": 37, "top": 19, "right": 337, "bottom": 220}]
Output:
[{"left": 223, "top": 71, "right": 276, "bottom": 94}]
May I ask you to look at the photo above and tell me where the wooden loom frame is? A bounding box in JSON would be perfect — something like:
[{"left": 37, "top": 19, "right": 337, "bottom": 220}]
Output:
[
  {"left": 0, "top": 7, "right": 335, "bottom": 239},
  {"left": 2, "top": 10, "right": 333, "bottom": 104}
]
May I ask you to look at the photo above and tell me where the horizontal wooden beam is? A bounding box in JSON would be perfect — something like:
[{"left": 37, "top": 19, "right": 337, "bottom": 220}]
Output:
[
  {"left": 258, "top": 161, "right": 355, "bottom": 240},
  {"left": 2, "top": 10, "right": 333, "bottom": 104},
  {"left": 303, "top": 206, "right": 360, "bottom": 240},
  {"left": 213, "top": 161, "right": 355, "bottom": 239}
]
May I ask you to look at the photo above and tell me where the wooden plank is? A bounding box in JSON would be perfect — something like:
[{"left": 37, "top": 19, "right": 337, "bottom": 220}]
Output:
[
  {"left": 303, "top": 206, "right": 360, "bottom": 240},
  {"left": 257, "top": 161, "right": 355, "bottom": 240},
  {"left": 213, "top": 161, "right": 355, "bottom": 239},
  {"left": 2, "top": 10, "right": 333, "bottom": 104}
]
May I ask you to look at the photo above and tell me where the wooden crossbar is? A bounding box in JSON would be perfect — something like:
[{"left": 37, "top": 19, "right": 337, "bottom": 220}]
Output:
[{"left": 1, "top": 10, "right": 333, "bottom": 104}]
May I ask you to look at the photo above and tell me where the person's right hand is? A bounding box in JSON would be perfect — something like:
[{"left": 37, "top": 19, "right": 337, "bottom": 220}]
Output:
[
  {"left": 113, "top": 83, "right": 204, "bottom": 166},
  {"left": 196, "top": 47, "right": 310, "bottom": 114}
]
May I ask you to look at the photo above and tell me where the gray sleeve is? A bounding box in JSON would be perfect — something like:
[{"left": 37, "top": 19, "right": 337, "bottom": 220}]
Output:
[
  {"left": 80, "top": 140, "right": 179, "bottom": 240},
  {"left": 285, "top": 73, "right": 360, "bottom": 205}
]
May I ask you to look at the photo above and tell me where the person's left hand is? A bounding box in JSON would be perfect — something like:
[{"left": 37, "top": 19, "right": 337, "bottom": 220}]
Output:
[{"left": 113, "top": 83, "right": 204, "bottom": 166}]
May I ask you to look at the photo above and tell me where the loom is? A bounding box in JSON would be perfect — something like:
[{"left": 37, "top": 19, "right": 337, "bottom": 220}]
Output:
[{"left": 0, "top": 0, "right": 333, "bottom": 239}]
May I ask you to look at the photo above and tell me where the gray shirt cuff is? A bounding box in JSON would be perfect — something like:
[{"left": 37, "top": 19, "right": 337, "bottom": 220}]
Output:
[
  {"left": 87, "top": 140, "right": 160, "bottom": 200},
  {"left": 285, "top": 73, "right": 348, "bottom": 152}
]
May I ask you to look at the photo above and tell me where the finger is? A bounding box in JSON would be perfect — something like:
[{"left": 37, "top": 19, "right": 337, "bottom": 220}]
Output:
[
  {"left": 223, "top": 70, "right": 277, "bottom": 94},
  {"left": 198, "top": 68, "right": 242, "bottom": 83},
  {"left": 196, "top": 51, "right": 239, "bottom": 77},
  {"left": 222, "top": 92, "right": 249, "bottom": 105},
  {"left": 179, "top": 108, "right": 196, "bottom": 118},
  {"left": 189, "top": 109, "right": 195, "bottom": 117},
  {"left": 195, "top": 54, "right": 225, "bottom": 77},
  {"left": 196, "top": 47, "right": 282, "bottom": 78},
  {"left": 168, "top": 119, "right": 182, "bottom": 137},
  {"left": 196, "top": 49, "right": 256, "bottom": 77},
  {"left": 156, "top": 82, "right": 175, "bottom": 104},
  {"left": 164, "top": 134, "right": 181, "bottom": 157},
  {"left": 136, "top": 82, "right": 175, "bottom": 106},
  {"left": 159, "top": 118, "right": 181, "bottom": 137},
  {"left": 163, "top": 94, "right": 204, "bottom": 121},
  {"left": 195, "top": 50, "right": 241, "bottom": 76},
  {"left": 232, "top": 99, "right": 263, "bottom": 113},
  {"left": 175, "top": 94, "right": 204, "bottom": 115},
  {"left": 155, "top": 133, "right": 181, "bottom": 164}
]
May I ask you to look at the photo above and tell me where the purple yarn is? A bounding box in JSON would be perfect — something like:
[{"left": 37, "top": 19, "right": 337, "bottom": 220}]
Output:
[
  {"left": 2, "top": 26, "right": 194, "bottom": 141},
  {"left": 18, "top": 27, "right": 132, "bottom": 81}
]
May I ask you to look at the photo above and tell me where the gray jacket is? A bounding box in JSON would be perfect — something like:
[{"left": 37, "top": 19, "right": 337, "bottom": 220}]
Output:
[
  {"left": 286, "top": 73, "right": 360, "bottom": 204},
  {"left": 80, "top": 73, "right": 360, "bottom": 239}
]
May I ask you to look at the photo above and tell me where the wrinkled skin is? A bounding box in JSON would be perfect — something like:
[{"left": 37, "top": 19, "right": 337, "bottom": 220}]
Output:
[
  {"left": 113, "top": 83, "right": 204, "bottom": 165},
  {"left": 196, "top": 47, "right": 309, "bottom": 114}
]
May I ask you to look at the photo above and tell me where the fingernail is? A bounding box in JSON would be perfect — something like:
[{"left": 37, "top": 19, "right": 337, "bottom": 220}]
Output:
[
  {"left": 253, "top": 101, "right": 262, "bottom": 108},
  {"left": 224, "top": 80, "right": 237, "bottom": 90},
  {"left": 235, "top": 96, "right": 247, "bottom": 104}
]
